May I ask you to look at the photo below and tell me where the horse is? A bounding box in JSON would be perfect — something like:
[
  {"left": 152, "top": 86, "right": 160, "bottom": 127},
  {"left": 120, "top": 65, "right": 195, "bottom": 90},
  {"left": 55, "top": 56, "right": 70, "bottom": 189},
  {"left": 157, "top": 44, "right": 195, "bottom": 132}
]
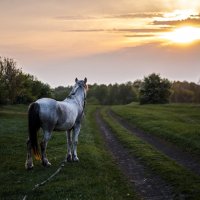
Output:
[{"left": 25, "top": 78, "right": 88, "bottom": 169}]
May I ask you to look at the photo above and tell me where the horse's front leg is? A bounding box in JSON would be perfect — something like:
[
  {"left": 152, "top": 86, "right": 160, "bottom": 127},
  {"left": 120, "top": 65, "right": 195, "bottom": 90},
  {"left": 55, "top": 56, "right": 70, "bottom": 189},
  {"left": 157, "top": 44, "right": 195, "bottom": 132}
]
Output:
[
  {"left": 25, "top": 138, "right": 34, "bottom": 169},
  {"left": 72, "top": 124, "right": 81, "bottom": 162},
  {"left": 66, "top": 130, "right": 73, "bottom": 162},
  {"left": 40, "top": 131, "right": 52, "bottom": 167}
]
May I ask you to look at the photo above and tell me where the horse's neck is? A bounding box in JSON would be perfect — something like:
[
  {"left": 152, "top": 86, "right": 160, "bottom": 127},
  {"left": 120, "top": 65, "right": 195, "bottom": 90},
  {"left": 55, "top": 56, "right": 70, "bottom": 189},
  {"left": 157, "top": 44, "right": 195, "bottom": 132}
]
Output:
[{"left": 74, "top": 90, "right": 85, "bottom": 108}]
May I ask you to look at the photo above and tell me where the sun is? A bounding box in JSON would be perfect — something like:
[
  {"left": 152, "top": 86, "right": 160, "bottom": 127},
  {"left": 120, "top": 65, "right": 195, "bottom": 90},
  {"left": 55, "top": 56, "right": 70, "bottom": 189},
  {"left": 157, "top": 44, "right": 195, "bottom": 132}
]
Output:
[{"left": 161, "top": 26, "right": 200, "bottom": 44}]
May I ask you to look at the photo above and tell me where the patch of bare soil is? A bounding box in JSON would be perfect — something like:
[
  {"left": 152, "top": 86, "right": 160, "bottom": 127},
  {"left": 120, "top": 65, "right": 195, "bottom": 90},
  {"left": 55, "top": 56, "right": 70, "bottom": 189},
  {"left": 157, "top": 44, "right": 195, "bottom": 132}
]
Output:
[
  {"left": 96, "top": 111, "right": 174, "bottom": 200},
  {"left": 109, "top": 110, "right": 200, "bottom": 176}
]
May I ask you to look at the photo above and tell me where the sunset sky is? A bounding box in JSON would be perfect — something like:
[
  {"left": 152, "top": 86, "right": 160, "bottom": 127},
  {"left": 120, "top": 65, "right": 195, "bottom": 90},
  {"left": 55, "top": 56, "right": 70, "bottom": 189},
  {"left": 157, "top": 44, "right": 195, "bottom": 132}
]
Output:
[{"left": 0, "top": 0, "right": 200, "bottom": 87}]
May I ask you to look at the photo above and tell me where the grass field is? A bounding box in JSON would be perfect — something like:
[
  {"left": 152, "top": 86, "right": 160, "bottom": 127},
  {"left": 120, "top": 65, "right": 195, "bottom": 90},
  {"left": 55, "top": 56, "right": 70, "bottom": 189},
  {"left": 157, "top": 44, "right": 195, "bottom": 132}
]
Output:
[
  {"left": 0, "top": 105, "right": 137, "bottom": 200},
  {"left": 111, "top": 103, "right": 200, "bottom": 156},
  {"left": 1, "top": 103, "right": 200, "bottom": 199}
]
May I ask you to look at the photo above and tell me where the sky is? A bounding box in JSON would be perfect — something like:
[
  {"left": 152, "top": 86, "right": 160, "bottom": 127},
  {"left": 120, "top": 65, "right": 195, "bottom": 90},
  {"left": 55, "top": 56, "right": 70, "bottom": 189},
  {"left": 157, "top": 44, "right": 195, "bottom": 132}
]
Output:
[{"left": 0, "top": 0, "right": 200, "bottom": 87}]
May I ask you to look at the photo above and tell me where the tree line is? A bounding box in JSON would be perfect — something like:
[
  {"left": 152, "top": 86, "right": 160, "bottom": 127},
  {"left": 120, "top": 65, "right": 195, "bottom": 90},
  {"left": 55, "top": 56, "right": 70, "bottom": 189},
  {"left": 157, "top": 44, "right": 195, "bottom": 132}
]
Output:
[
  {"left": 0, "top": 57, "right": 200, "bottom": 105},
  {"left": 0, "top": 57, "right": 51, "bottom": 104},
  {"left": 54, "top": 75, "right": 200, "bottom": 105}
]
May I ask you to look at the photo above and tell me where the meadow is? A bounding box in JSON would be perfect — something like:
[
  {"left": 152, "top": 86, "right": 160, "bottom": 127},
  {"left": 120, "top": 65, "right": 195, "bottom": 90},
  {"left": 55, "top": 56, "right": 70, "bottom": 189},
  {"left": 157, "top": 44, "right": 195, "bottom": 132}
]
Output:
[
  {"left": 0, "top": 105, "right": 136, "bottom": 200},
  {"left": 1, "top": 103, "right": 200, "bottom": 199},
  {"left": 101, "top": 105, "right": 200, "bottom": 199},
  {"left": 111, "top": 103, "right": 200, "bottom": 156}
]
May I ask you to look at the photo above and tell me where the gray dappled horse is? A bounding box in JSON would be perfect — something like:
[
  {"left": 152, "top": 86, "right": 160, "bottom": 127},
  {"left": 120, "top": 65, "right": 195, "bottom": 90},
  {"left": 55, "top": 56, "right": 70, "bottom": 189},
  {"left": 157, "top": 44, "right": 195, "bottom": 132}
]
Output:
[{"left": 25, "top": 78, "right": 87, "bottom": 169}]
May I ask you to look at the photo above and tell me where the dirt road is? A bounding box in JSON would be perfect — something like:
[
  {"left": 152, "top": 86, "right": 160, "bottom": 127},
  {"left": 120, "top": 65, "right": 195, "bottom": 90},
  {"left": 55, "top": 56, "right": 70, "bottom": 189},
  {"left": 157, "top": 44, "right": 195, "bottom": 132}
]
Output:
[
  {"left": 96, "top": 111, "right": 174, "bottom": 200},
  {"left": 109, "top": 110, "right": 200, "bottom": 176}
]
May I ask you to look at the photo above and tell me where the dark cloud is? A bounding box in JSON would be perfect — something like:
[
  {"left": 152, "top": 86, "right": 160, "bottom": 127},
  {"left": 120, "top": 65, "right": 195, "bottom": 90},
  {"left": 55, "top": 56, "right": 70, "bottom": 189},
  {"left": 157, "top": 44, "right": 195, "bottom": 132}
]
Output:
[
  {"left": 104, "top": 13, "right": 163, "bottom": 19},
  {"left": 63, "top": 27, "right": 172, "bottom": 33},
  {"left": 153, "top": 16, "right": 200, "bottom": 26},
  {"left": 111, "top": 28, "right": 171, "bottom": 32},
  {"left": 55, "top": 12, "right": 162, "bottom": 21},
  {"left": 63, "top": 29, "right": 105, "bottom": 32},
  {"left": 55, "top": 15, "right": 98, "bottom": 20},
  {"left": 124, "top": 34, "right": 156, "bottom": 37}
]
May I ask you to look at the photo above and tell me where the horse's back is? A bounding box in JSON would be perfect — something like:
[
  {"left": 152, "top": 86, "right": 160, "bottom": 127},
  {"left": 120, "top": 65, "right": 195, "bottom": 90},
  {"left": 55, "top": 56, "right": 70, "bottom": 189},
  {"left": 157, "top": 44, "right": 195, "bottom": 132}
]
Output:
[
  {"left": 35, "top": 98, "right": 79, "bottom": 131},
  {"left": 36, "top": 98, "right": 58, "bottom": 129},
  {"left": 36, "top": 98, "right": 57, "bottom": 108}
]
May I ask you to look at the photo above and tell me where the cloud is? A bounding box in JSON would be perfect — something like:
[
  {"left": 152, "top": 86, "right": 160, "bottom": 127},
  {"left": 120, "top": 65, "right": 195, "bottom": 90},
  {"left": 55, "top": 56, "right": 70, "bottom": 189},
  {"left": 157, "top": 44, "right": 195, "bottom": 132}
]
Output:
[
  {"left": 55, "top": 12, "right": 200, "bottom": 28},
  {"left": 55, "top": 15, "right": 98, "bottom": 20},
  {"left": 63, "top": 27, "right": 172, "bottom": 34},
  {"left": 124, "top": 34, "right": 156, "bottom": 37},
  {"left": 153, "top": 15, "right": 200, "bottom": 26},
  {"left": 63, "top": 29, "right": 105, "bottom": 32},
  {"left": 104, "top": 12, "right": 163, "bottom": 19},
  {"left": 111, "top": 28, "right": 171, "bottom": 32},
  {"left": 55, "top": 12, "right": 162, "bottom": 21}
]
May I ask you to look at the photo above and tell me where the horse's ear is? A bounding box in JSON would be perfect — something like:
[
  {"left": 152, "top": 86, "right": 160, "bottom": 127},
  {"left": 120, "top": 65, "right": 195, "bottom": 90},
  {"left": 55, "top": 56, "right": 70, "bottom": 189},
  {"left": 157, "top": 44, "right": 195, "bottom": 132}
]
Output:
[
  {"left": 75, "top": 78, "right": 78, "bottom": 82},
  {"left": 84, "top": 77, "right": 87, "bottom": 84}
]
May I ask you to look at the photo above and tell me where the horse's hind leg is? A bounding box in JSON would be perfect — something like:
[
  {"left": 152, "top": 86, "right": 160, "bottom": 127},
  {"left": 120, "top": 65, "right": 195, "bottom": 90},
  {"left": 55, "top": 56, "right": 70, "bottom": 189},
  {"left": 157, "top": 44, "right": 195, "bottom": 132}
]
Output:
[
  {"left": 25, "top": 138, "right": 34, "bottom": 170},
  {"left": 40, "top": 131, "right": 52, "bottom": 167},
  {"left": 72, "top": 124, "right": 81, "bottom": 162},
  {"left": 66, "top": 130, "right": 72, "bottom": 162}
]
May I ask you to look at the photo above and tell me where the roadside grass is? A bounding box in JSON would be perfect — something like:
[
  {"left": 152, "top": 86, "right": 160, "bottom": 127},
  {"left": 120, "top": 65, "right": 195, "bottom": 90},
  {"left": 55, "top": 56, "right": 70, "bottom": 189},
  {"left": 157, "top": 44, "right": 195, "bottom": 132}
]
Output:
[
  {"left": 111, "top": 103, "right": 200, "bottom": 156},
  {"left": 100, "top": 107, "right": 200, "bottom": 199},
  {"left": 0, "top": 105, "right": 138, "bottom": 200},
  {"left": 0, "top": 104, "right": 28, "bottom": 113}
]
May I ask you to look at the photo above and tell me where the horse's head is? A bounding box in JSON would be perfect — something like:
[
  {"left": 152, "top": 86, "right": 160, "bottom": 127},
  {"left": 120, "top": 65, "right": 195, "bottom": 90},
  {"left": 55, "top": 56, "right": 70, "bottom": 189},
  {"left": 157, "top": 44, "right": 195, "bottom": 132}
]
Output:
[
  {"left": 69, "top": 78, "right": 88, "bottom": 98},
  {"left": 75, "top": 77, "right": 88, "bottom": 91}
]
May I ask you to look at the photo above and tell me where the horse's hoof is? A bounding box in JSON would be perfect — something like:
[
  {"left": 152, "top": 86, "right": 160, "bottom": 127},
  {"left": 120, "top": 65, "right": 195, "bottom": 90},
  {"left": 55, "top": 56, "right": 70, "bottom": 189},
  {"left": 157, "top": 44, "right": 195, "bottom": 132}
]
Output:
[
  {"left": 67, "top": 155, "right": 72, "bottom": 162},
  {"left": 25, "top": 162, "right": 34, "bottom": 170},
  {"left": 26, "top": 165, "right": 34, "bottom": 170},
  {"left": 44, "top": 162, "right": 51, "bottom": 167},
  {"left": 73, "top": 156, "right": 79, "bottom": 162},
  {"left": 42, "top": 160, "right": 51, "bottom": 167}
]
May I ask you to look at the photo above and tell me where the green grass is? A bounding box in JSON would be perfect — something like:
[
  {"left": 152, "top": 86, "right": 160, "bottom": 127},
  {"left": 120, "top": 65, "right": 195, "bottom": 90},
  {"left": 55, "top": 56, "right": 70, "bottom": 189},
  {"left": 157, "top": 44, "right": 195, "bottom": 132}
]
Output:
[
  {"left": 111, "top": 103, "right": 200, "bottom": 156},
  {"left": 100, "top": 107, "right": 200, "bottom": 199},
  {"left": 0, "top": 105, "right": 138, "bottom": 200}
]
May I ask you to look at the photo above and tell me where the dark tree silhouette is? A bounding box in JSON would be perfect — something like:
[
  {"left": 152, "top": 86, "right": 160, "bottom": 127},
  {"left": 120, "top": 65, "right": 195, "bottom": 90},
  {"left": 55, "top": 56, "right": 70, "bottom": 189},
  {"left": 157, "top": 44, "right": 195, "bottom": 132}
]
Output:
[{"left": 139, "top": 73, "right": 171, "bottom": 104}]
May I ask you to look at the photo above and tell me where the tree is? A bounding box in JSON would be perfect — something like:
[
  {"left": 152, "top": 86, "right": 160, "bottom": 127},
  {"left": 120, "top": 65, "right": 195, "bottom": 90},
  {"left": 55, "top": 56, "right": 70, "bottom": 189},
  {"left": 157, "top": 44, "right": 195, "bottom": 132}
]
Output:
[
  {"left": 118, "top": 83, "right": 137, "bottom": 104},
  {"left": 170, "top": 81, "right": 200, "bottom": 103},
  {"left": 139, "top": 73, "right": 171, "bottom": 104},
  {"left": 107, "top": 83, "right": 119, "bottom": 104},
  {"left": 0, "top": 56, "right": 52, "bottom": 104},
  {"left": 96, "top": 84, "right": 108, "bottom": 104},
  {"left": 0, "top": 57, "right": 21, "bottom": 104},
  {"left": 53, "top": 86, "right": 72, "bottom": 101}
]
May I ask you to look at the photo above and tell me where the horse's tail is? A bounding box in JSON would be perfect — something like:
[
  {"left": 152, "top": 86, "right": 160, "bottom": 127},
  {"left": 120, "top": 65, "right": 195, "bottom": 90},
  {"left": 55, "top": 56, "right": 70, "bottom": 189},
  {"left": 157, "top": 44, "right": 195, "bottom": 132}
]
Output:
[{"left": 28, "top": 102, "right": 41, "bottom": 160}]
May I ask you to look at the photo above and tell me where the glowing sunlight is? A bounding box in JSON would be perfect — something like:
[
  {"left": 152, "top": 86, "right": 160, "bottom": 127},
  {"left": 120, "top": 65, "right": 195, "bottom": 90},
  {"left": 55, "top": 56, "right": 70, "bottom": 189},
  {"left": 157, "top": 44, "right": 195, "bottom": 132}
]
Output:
[{"left": 160, "top": 26, "right": 200, "bottom": 44}]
